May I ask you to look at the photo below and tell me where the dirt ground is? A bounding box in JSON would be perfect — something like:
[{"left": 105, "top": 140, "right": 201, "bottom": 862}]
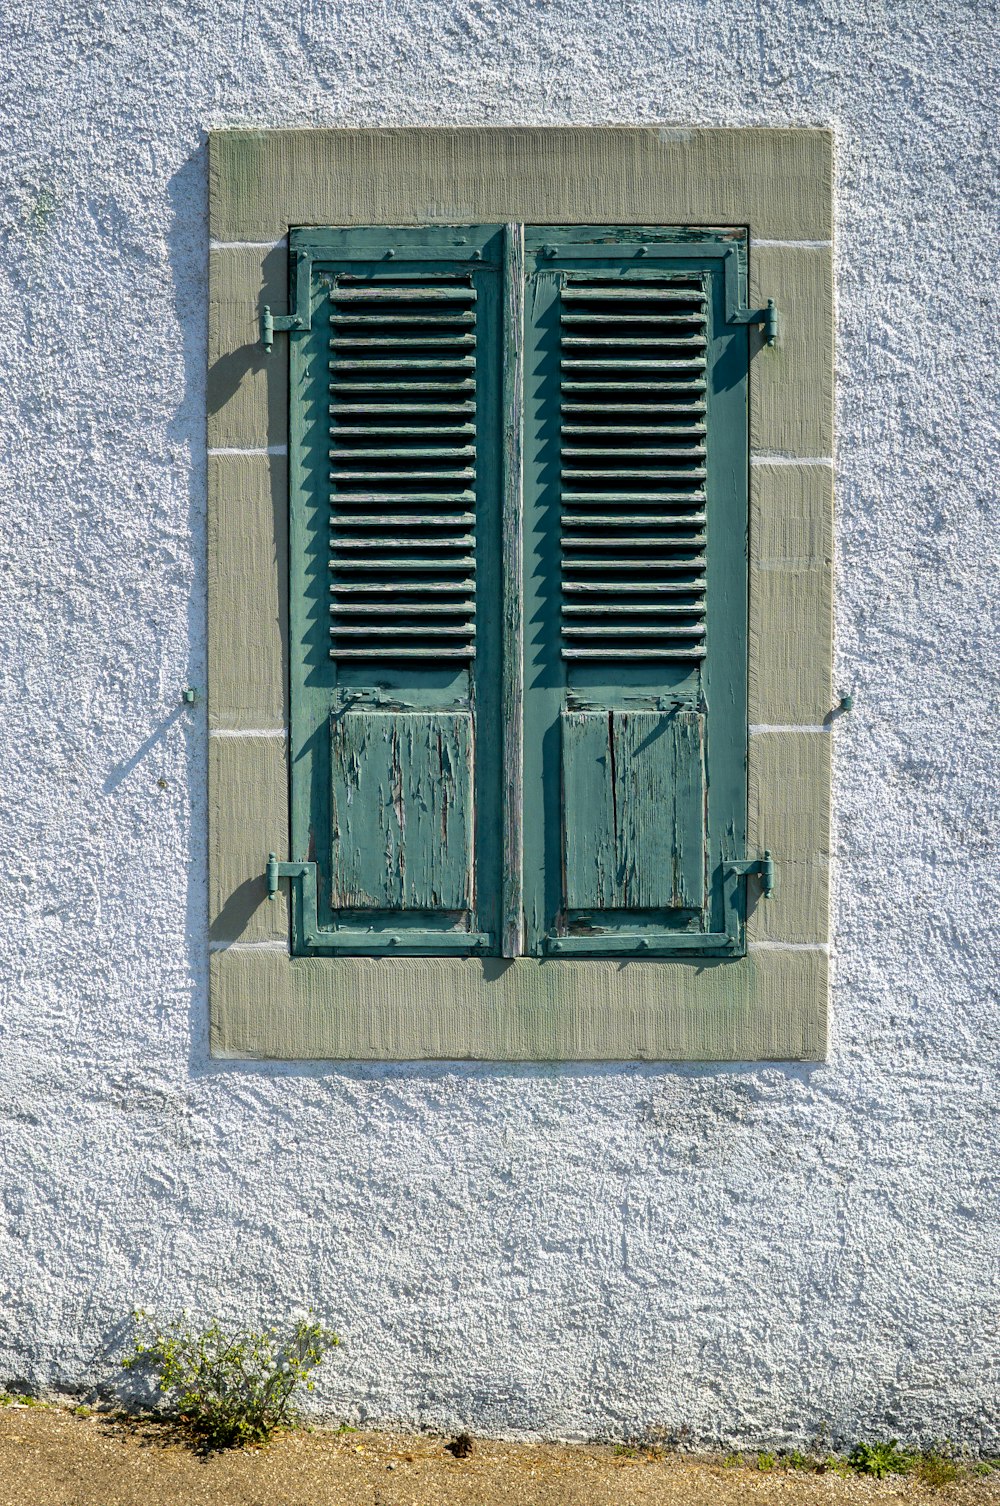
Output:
[{"left": 0, "top": 1406, "right": 996, "bottom": 1506}]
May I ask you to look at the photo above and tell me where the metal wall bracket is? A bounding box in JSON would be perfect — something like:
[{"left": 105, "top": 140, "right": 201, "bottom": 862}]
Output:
[
  {"left": 724, "top": 850, "right": 776, "bottom": 898},
  {"left": 260, "top": 249, "right": 313, "bottom": 353}
]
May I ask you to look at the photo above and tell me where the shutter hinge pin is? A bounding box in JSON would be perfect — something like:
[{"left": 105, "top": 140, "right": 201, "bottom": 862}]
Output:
[
  {"left": 260, "top": 306, "right": 307, "bottom": 354},
  {"left": 724, "top": 850, "right": 776, "bottom": 899},
  {"left": 729, "top": 297, "right": 778, "bottom": 346}
]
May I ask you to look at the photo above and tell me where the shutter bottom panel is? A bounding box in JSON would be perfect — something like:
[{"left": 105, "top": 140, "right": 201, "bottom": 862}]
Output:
[
  {"left": 560, "top": 709, "right": 706, "bottom": 915},
  {"left": 330, "top": 710, "right": 473, "bottom": 913}
]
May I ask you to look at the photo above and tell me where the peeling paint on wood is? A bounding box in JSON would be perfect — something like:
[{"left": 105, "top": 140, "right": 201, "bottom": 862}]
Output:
[
  {"left": 562, "top": 709, "right": 705, "bottom": 912},
  {"left": 330, "top": 710, "right": 473, "bottom": 911}
]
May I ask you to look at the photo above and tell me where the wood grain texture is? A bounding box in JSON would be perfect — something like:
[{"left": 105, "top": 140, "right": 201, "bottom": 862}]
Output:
[
  {"left": 329, "top": 710, "right": 473, "bottom": 911},
  {"left": 208, "top": 246, "right": 288, "bottom": 450},
  {"left": 210, "top": 945, "right": 827, "bottom": 1061},
  {"left": 749, "top": 246, "right": 834, "bottom": 458},
  {"left": 209, "top": 735, "right": 289, "bottom": 944},
  {"left": 749, "top": 463, "right": 834, "bottom": 726},
  {"left": 501, "top": 223, "right": 525, "bottom": 957},
  {"left": 561, "top": 710, "right": 705, "bottom": 911},
  {"left": 207, "top": 452, "right": 287, "bottom": 732},
  {"left": 747, "top": 731, "right": 831, "bottom": 945},
  {"left": 208, "top": 128, "right": 833, "bottom": 244}
]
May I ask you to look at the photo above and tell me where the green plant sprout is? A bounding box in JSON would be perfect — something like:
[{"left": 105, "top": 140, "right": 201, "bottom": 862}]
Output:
[{"left": 124, "top": 1310, "right": 338, "bottom": 1449}]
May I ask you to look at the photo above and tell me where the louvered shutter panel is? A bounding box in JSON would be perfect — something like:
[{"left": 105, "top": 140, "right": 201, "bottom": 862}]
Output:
[
  {"left": 288, "top": 227, "right": 504, "bottom": 954},
  {"left": 520, "top": 230, "right": 749, "bottom": 956}
]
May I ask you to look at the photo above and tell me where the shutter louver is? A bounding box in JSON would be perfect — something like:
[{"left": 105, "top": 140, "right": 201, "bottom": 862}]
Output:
[
  {"left": 327, "top": 275, "right": 478, "bottom": 663},
  {"left": 558, "top": 274, "right": 709, "bottom": 663}
]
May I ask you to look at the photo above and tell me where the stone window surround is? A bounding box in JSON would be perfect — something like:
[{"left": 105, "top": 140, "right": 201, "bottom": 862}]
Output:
[{"left": 207, "top": 127, "right": 834, "bottom": 1061}]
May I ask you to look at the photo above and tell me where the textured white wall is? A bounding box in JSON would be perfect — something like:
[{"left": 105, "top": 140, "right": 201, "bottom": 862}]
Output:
[{"left": 0, "top": 0, "right": 997, "bottom": 1452}]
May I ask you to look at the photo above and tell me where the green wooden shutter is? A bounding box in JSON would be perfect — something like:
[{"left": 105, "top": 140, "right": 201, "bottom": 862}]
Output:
[
  {"left": 286, "top": 224, "right": 750, "bottom": 960},
  {"left": 520, "top": 228, "right": 749, "bottom": 957},
  {"left": 288, "top": 226, "right": 505, "bottom": 955}
]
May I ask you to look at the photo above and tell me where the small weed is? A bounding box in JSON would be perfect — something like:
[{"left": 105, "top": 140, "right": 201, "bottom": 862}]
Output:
[
  {"left": 972, "top": 1461, "right": 999, "bottom": 1477},
  {"left": 0, "top": 1394, "right": 47, "bottom": 1408},
  {"left": 848, "top": 1440, "right": 915, "bottom": 1478},
  {"left": 124, "top": 1309, "right": 338, "bottom": 1450},
  {"left": 915, "top": 1451, "right": 959, "bottom": 1488},
  {"left": 612, "top": 1443, "right": 639, "bottom": 1458},
  {"left": 756, "top": 1451, "right": 777, "bottom": 1472},
  {"left": 71, "top": 1404, "right": 92, "bottom": 1418},
  {"left": 783, "top": 1448, "right": 810, "bottom": 1469},
  {"left": 722, "top": 1451, "right": 744, "bottom": 1468}
]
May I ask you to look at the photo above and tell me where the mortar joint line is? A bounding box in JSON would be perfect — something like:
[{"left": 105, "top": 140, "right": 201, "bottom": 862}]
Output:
[
  {"left": 208, "top": 445, "right": 288, "bottom": 457},
  {"left": 210, "top": 238, "right": 288, "bottom": 250},
  {"left": 749, "top": 724, "right": 831, "bottom": 735},
  {"left": 750, "top": 455, "right": 833, "bottom": 466},
  {"left": 210, "top": 728, "right": 288, "bottom": 739}
]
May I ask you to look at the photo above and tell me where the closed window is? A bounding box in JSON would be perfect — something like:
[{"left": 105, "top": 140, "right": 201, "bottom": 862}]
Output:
[{"left": 280, "top": 223, "right": 759, "bottom": 959}]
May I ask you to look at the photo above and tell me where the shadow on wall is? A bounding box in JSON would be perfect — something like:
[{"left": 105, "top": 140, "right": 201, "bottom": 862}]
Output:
[
  {"left": 164, "top": 138, "right": 213, "bottom": 1074},
  {"left": 103, "top": 706, "right": 187, "bottom": 793}
]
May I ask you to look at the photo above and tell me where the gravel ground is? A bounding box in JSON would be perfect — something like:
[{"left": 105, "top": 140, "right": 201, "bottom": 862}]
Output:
[{"left": 0, "top": 1408, "right": 997, "bottom": 1506}]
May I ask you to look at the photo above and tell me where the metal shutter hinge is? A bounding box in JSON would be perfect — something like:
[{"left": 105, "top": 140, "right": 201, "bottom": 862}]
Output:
[
  {"left": 724, "top": 851, "right": 776, "bottom": 898},
  {"left": 266, "top": 852, "right": 314, "bottom": 899},
  {"left": 723, "top": 248, "right": 778, "bottom": 345},
  {"left": 260, "top": 250, "right": 313, "bottom": 354},
  {"left": 730, "top": 297, "right": 778, "bottom": 346}
]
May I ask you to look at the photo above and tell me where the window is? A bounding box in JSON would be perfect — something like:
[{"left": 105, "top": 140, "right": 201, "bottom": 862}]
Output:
[
  {"left": 282, "top": 222, "right": 754, "bottom": 960},
  {"left": 208, "top": 128, "right": 833, "bottom": 1059}
]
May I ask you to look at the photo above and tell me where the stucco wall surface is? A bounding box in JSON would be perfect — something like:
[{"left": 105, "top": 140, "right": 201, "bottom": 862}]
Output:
[{"left": 0, "top": 0, "right": 997, "bottom": 1452}]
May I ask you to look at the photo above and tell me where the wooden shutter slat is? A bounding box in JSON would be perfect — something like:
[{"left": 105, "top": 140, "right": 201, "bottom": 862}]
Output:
[
  {"left": 331, "top": 425, "right": 476, "bottom": 436},
  {"left": 331, "top": 287, "right": 477, "bottom": 302},
  {"left": 330, "top": 446, "right": 475, "bottom": 460},
  {"left": 560, "top": 381, "right": 707, "bottom": 393},
  {"left": 562, "top": 648, "right": 706, "bottom": 660},
  {"left": 331, "top": 336, "right": 477, "bottom": 348},
  {"left": 330, "top": 380, "right": 476, "bottom": 393},
  {"left": 332, "top": 514, "right": 476, "bottom": 528},
  {"left": 561, "top": 313, "right": 705, "bottom": 325},
  {"left": 334, "top": 312, "right": 476, "bottom": 325},
  {"left": 560, "top": 287, "right": 704, "bottom": 302}
]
